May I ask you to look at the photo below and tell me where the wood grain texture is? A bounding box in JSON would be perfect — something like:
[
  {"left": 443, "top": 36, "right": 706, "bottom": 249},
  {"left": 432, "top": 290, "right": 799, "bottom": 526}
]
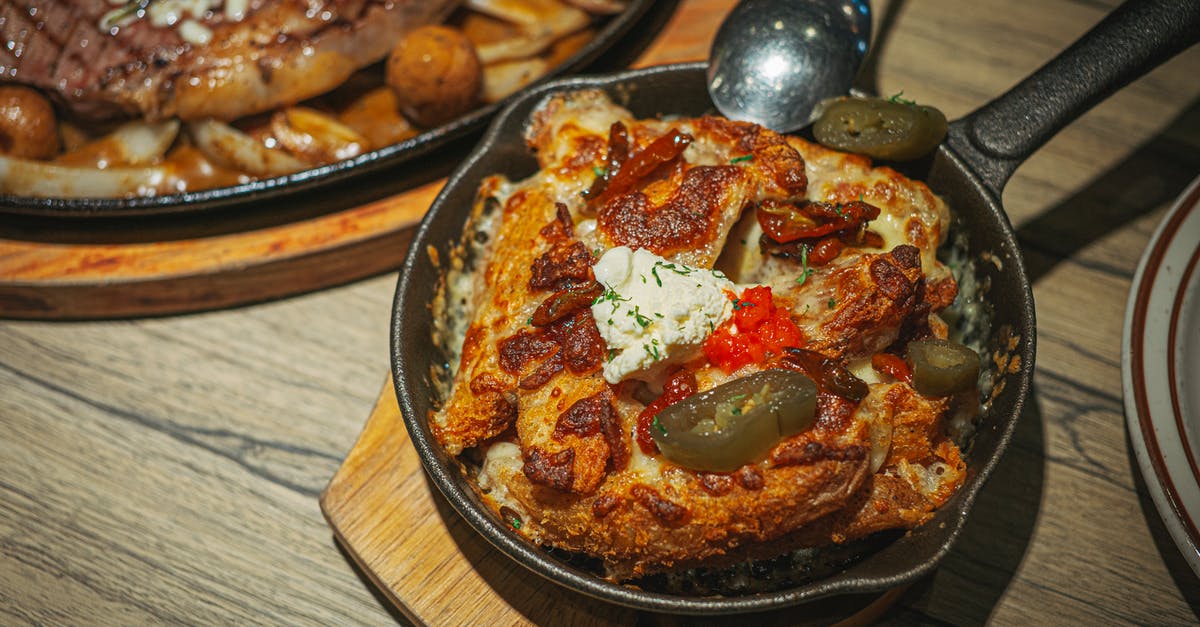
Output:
[{"left": 2, "top": 0, "right": 1199, "bottom": 624}]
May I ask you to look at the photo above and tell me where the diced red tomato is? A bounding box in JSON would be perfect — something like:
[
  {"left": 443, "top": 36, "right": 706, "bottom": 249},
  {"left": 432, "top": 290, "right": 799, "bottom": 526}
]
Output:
[{"left": 704, "top": 286, "right": 804, "bottom": 373}]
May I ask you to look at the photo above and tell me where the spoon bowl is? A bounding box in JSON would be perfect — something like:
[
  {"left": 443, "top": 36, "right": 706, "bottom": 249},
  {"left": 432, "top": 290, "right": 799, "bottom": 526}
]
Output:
[{"left": 707, "top": 0, "right": 871, "bottom": 132}]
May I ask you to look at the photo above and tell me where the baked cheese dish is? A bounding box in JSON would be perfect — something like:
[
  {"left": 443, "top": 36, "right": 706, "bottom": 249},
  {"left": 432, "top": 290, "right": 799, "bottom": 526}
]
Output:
[{"left": 430, "top": 89, "right": 976, "bottom": 582}]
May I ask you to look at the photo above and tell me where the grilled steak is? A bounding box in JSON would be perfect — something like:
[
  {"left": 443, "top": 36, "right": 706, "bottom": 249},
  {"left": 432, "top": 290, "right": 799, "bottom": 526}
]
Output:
[{"left": 0, "top": 0, "right": 459, "bottom": 121}]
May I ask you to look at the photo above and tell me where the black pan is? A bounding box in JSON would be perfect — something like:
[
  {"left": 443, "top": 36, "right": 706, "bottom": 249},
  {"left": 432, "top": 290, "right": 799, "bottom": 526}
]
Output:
[
  {"left": 0, "top": 0, "right": 653, "bottom": 219},
  {"left": 392, "top": 0, "right": 1198, "bottom": 614}
]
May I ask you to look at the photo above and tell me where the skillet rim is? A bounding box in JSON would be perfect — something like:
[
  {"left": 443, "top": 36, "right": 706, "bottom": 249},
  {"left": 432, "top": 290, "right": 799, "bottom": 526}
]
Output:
[{"left": 391, "top": 61, "right": 1036, "bottom": 614}]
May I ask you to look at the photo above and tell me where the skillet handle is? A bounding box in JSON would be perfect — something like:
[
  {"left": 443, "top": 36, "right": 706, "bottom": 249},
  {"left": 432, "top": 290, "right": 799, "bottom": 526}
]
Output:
[{"left": 945, "top": 0, "right": 1200, "bottom": 198}]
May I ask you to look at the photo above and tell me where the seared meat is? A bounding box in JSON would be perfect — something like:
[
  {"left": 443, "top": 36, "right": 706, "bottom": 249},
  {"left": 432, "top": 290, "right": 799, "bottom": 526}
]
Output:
[{"left": 0, "top": 0, "right": 458, "bottom": 121}]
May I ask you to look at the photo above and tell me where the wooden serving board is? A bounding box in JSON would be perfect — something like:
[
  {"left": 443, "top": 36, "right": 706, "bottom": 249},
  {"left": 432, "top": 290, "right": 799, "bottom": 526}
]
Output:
[
  {"left": 320, "top": 378, "right": 906, "bottom": 626},
  {"left": 0, "top": 0, "right": 722, "bottom": 321}
]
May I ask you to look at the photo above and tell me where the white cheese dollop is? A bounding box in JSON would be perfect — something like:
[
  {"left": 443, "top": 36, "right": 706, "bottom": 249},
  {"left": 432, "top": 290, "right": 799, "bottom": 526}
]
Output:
[{"left": 591, "top": 246, "right": 734, "bottom": 383}]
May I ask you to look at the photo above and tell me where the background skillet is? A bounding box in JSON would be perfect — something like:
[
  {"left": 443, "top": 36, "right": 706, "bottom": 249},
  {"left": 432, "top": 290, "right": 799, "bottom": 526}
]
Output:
[{"left": 0, "top": 0, "right": 653, "bottom": 219}]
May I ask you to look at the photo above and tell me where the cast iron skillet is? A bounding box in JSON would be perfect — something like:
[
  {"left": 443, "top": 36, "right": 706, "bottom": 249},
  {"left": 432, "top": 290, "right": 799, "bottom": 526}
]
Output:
[
  {"left": 393, "top": 0, "right": 1198, "bottom": 614},
  {"left": 0, "top": 0, "right": 653, "bottom": 219}
]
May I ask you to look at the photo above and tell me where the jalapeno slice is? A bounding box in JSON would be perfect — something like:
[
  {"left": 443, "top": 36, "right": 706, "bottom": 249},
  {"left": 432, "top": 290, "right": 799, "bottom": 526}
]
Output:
[
  {"left": 906, "top": 338, "right": 981, "bottom": 396},
  {"left": 650, "top": 369, "right": 818, "bottom": 472},
  {"left": 813, "top": 97, "right": 948, "bottom": 161}
]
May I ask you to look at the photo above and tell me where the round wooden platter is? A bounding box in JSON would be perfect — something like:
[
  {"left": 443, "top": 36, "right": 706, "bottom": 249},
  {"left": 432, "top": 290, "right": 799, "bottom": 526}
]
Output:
[
  {"left": 319, "top": 377, "right": 907, "bottom": 626},
  {"left": 0, "top": 0, "right": 718, "bottom": 321}
]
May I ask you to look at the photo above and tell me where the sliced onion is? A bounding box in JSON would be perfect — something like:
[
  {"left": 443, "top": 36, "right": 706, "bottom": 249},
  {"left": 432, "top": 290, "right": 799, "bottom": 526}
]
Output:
[
  {"left": 269, "top": 107, "right": 369, "bottom": 164},
  {"left": 55, "top": 120, "right": 180, "bottom": 168},
  {"left": 563, "top": 0, "right": 628, "bottom": 14},
  {"left": 188, "top": 119, "right": 306, "bottom": 177},
  {"left": 482, "top": 57, "right": 550, "bottom": 103},
  {"left": 0, "top": 155, "right": 182, "bottom": 197}
]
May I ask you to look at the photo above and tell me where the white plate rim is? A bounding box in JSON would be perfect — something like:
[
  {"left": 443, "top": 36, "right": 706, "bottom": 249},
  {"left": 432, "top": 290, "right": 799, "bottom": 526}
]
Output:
[{"left": 1122, "top": 173, "right": 1200, "bottom": 577}]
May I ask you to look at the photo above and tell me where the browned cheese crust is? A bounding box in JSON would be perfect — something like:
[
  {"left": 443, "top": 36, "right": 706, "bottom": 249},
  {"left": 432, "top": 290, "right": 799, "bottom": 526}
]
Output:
[{"left": 433, "top": 90, "right": 968, "bottom": 579}]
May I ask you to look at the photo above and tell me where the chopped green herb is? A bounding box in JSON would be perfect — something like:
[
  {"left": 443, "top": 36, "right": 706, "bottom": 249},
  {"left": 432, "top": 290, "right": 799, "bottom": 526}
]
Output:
[
  {"left": 644, "top": 342, "right": 661, "bottom": 360},
  {"left": 652, "top": 415, "right": 667, "bottom": 435},
  {"left": 828, "top": 298, "right": 837, "bottom": 309},
  {"left": 510, "top": 517, "right": 522, "bottom": 530},
  {"left": 795, "top": 244, "right": 815, "bottom": 286},
  {"left": 593, "top": 165, "right": 608, "bottom": 178},
  {"left": 730, "top": 154, "right": 754, "bottom": 164},
  {"left": 732, "top": 298, "right": 756, "bottom": 311},
  {"left": 607, "top": 348, "right": 617, "bottom": 362},
  {"left": 888, "top": 91, "right": 916, "bottom": 106},
  {"left": 654, "top": 312, "right": 664, "bottom": 318},
  {"left": 731, "top": 406, "right": 743, "bottom": 416},
  {"left": 708, "top": 319, "right": 716, "bottom": 333},
  {"left": 641, "top": 274, "right": 647, "bottom": 284},
  {"left": 655, "top": 261, "right": 693, "bottom": 277},
  {"left": 650, "top": 265, "right": 663, "bottom": 286},
  {"left": 526, "top": 317, "right": 533, "bottom": 326},
  {"left": 728, "top": 394, "right": 748, "bottom": 402},
  {"left": 628, "top": 305, "right": 653, "bottom": 328},
  {"left": 593, "top": 284, "right": 629, "bottom": 312}
]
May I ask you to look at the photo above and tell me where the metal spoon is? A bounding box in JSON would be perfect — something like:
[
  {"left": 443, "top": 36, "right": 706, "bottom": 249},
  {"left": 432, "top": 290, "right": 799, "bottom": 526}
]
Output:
[{"left": 707, "top": 0, "right": 872, "bottom": 132}]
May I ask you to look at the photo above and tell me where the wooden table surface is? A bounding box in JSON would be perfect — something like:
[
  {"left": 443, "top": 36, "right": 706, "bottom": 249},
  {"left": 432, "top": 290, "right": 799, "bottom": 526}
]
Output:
[{"left": 3, "top": 0, "right": 1199, "bottom": 624}]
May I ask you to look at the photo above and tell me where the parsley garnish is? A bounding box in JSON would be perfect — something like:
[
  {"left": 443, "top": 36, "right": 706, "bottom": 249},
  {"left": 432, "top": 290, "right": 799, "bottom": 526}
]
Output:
[
  {"left": 526, "top": 317, "right": 533, "bottom": 326},
  {"left": 652, "top": 415, "right": 667, "bottom": 435},
  {"left": 607, "top": 348, "right": 617, "bottom": 362},
  {"left": 650, "top": 265, "right": 663, "bottom": 286},
  {"left": 628, "top": 305, "right": 653, "bottom": 328},
  {"left": 795, "top": 244, "right": 814, "bottom": 286},
  {"left": 510, "top": 516, "right": 522, "bottom": 530},
  {"left": 728, "top": 394, "right": 748, "bottom": 402},
  {"left": 654, "top": 261, "right": 693, "bottom": 277},
  {"left": 644, "top": 342, "right": 661, "bottom": 360},
  {"left": 731, "top": 406, "right": 743, "bottom": 416},
  {"left": 732, "top": 298, "right": 756, "bottom": 311},
  {"left": 593, "top": 284, "right": 629, "bottom": 312},
  {"left": 730, "top": 154, "right": 754, "bottom": 164},
  {"left": 827, "top": 298, "right": 837, "bottom": 309},
  {"left": 888, "top": 91, "right": 916, "bottom": 106},
  {"left": 593, "top": 165, "right": 608, "bottom": 178}
]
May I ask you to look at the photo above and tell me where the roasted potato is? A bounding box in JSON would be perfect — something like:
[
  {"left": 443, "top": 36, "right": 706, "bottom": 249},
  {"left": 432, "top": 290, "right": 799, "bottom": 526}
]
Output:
[
  {"left": 0, "top": 86, "right": 60, "bottom": 160},
  {"left": 387, "top": 25, "right": 483, "bottom": 127}
]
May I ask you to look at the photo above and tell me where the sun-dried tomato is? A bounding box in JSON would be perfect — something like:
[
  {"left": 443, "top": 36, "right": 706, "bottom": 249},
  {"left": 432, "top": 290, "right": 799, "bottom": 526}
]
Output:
[
  {"left": 782, "top": 347, "right": 868, "bottom": 401},
  {"left": 581, "top": 122, "right": 631, "bottom": 203},
  {"left": 635, "top": 369, "right": 697, "bottom": 455},
  {"left": 808, "top": 236, "right": 845, "bottom": 265},
  {"left": 588, "top": 128, "right": 692, "bottom": 207},
  {"left": 757, "top": 199, "right": 881, "bottom": 244},
  {"left": 872, "top": 352, "right": 913, "bottom": 384},
  {"left": 531, "top": 281, "right": 602, "bottom": 327}
]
